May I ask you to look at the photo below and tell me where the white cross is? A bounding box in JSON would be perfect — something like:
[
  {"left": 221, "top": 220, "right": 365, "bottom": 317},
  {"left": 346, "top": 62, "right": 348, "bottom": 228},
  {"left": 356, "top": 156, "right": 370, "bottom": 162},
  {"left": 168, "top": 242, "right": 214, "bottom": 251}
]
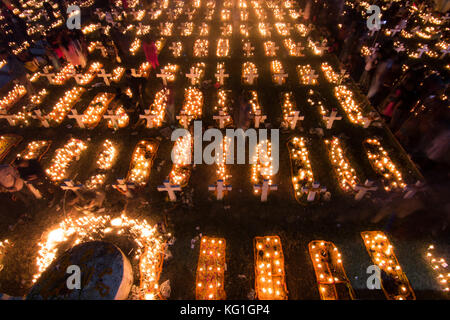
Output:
[
  {"left": 139, "top": 110, "right": 158, "bottom": 128},
  {"left": 244, "top": 69, "right": 258, "bottom": 85},
  {"left": 305, "top": 69, "right": 318, "bottom": 84},
  {"left": 266, "top": 43, "right": 279, "bottom": 56},
  {"left": 208, "top": 179, "right": 232, "bottom": 200},
  {"left": 273, "top": 73, "right": 288, "bottom": 85},
  {"left": 293, "top": 44, "right": 304, "bottom": 56},
  {"left": 60, "top": 179, "right": 84, "bottom": 199},
  {"left": 301, "top": 182, "right": 327, "bottom": 202},
  {"left": 243, "top": 42, "right": 254, "bottom": 57},
  {"left": 213, "top": 110, "right": 231, "bottom": 128},
  {"left": 416, "top": 45, "right": 429, "bottom": 58},
  {"left": 0, "top": 111, "right": 17, "bottom": 126},
  {"left": 253, "top": 110, "right": 266, "bottom": 128},
  {"left": 390, "top": 25, "right": 402, "bottom": 36},
  {"left": 440, "top": 46, "right": 450, "bottom": 59},
  {"left": 112, "top": 178, "right": 135, "bottom": 198},
  {"left": 215, "top": 69, "right": 229, "bottom": 85},
  {"left": 253, "top": 179, "right": 277, "bottom": 202},
  {"left": 103, "top": 110, "right": 122, "bottom": 130},
  {"left": 323, "top": 108, "right": 342, "bottom": 129},
  {"left": 176, "top": 112, "right": 192, "bottom": 129},
  {"left": 186, "top": 9, "right": 195, "bottom": 20},
  {"left": 284, "top": 111, "right": 304, "bottom": 130},
  {"left": 362, "top": 113, "right": 380, "bottom": 128},
  {"left": 97, "top": 69, "right": 112, "bottom": 86},
  {"left": 168, "top": 42, "right": 180, "bottom": 55},
  {"left": 395, "top": 43, "right": 406, "bottom": 53},
  {"left": 158, "top": 180, "right": 181, "bottom": 202},
  {"left": 131, "top": 68, "right": 142, "bottom": 77},
  {"left": 157, "top": 71, "right": 171, "bottom": 86},
  {"left": 68, "top": 109, "right": 85, "bottom": 128},
  {"left": 316, "top": 42, "right": 328, "bottom": 54},
  {"left": 40, "top": 72, "right": 55, "bottom": 83},
  {"left": 403, "top": 181, "right": 426, "bottom": 199},
  {"left": 32, "top": 109, "right": 50, "bottom": 127},
  {"left": 186, "top": 68, "right": 201, "bottom": 85},
  {"left": 354, "top": 179, "right": 378, "bottom": 200}
]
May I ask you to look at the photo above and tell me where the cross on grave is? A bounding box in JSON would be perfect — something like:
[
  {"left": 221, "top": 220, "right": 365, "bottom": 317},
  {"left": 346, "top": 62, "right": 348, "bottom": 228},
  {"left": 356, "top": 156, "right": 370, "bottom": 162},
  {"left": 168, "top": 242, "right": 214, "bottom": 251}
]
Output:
[
  {"left": 22, "top": 11, "right": 34, "bottom": 22},
  {"left": 40, "top": 72, "right": 55, "bottom": 83},
  {"left": 130, "top": 68, "right": 142, "bottom": 77},
  {"left": 354, "top": 179, "right": 378, "bottom": 200},
  {"left": 60, "top": 180, "right": 84, "bottom": 200},
  {"left": 390, "top": 25, "right": 402, "bottom": 36},
  {"left": 395, "top": 43, "right": 406, "bottom": 53},
  {"left": 186, "top": 9, "right": 195, "bottom": 20},
  {"left": 316, "top": 42, "right": 329, "bottom": 54},
  {"left": 112, "top": 178, "right": 135, "bottom": 198},
  {"left": 403, "top": 181, "right": 426, "bottom": 199},
  {"left": 301, "top": 182, "right": 327, "bottom": 202},
  {"left": 323, "top": 108, "right": 342, "bottom": 129},
  {"left": 243, "top": 42, "right": 255, "bottom": 57},
  {"left": 97, "top": 69, "right": 112, "bottom": 86},
  {"left": 421, "top": 13, "right": 432, "bottom": 24},
  {"left": 244, "top": 69, "right": 258, "bottom": 85},
  {"left": 284, "top": 111, "right": 304, "bottom": 130},
  {"left": 149, "top": 8, "right": 160, "bottom": 19},
  {"left": 253, "top": 110, "right": 266, "bottom": 128},
  {"left": 293, "top": 44, "right": 304, "bottom": 56},
  {"left": 213, "top": 110, "right": 231, "bottom": 129},
  {"left": 186, "top": 68, "right": 201, "bottom": 85},
  {"left": 253, "top": 179, "right": 277, "bottom": 202},
  {"left": 0, "top": 111, "right": 17, "bottom": 126},
  {"left": 136, "top": 23, "right": 149, "bottom": 35},
  {"left": 31, "top": 109, "right": 50, "bottom": 127},
  {"left": 440, "top": 46, "right": 450, "bottom": 59},
  {"left": 94, "top": 8, "right": 103, "bottom": 20},
  {"left": 416, "top": 45, "right": 429, "bottom": 58},
  {"left": 305, "top": 69, "right": 318, "bottom": 84},
  {"left": 266, "top": 43, "right": 279, "bottom": 56},
  {"left": 273, "top": 72, "right": 288, "bottom": 85},
  {"left": 362, "top": 113, "right": 381, "bottom": 128},
  {"left": 369, "top": 28, "right": 379, "bottom": 37},
  {"left": 176, "top": 111, "right": 192, "bottom": 129},
  {"left": 157, "top": 71, "right": 171, "bottom": 86},
  {"left": 158, "top": 180, "right": 181, "bottom": 202},
  {"left": 103, "top": 110, "right": 122, "bottom": 130},
  {"left": 139, "top": 110, "right": 158, "bottom": 128},
  {"left": 208, "top": 179, "right": 232, "bottom": 200},
  {"left": 68, "top": 109, "right": 85, "bottom": 128},
  {"left": 168, "top": 42, "right": 180, "bottom": 55},
  {"left": 443, "top": 13, "right": 450, "bottom": 22},
  {"left": 215, "top": 69, "right": 229, "bottom": 85},
  {"left": 220, "top": 25, "right": 230, "bottom": 35}
]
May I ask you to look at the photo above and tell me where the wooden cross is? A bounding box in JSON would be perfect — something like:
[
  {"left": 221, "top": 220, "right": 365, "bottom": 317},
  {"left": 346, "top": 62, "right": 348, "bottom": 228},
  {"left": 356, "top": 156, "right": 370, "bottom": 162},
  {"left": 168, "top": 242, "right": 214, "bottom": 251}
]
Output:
[
  {"left": 253, "top": 110, "right": 266, "bottom": 128},
  {"left": 323, "top": 108, "right": 342, "bottom": 129},
  {"left": 112, "top": 178, "right": 135, "bottom": 198},
  {"left": 130, "top": 68, "right": 142, "bottom": 77},
  {"left": 354, "top": 179, "right": 378, "bottom": 201},
  {"left": 273, "top": 73, "right": 288, "bottom": 85},
  {"left": 244, "top": 69, "right": 258, "bottom": 85},
  {"left": 60, "top": 180, "right": 84, "bottom": 200},
  {"left": 158, "top": 180, "right": 181, "bottom": 202},
  {"left": 215, "top": 69, "right": 229, "bottom": 85},
  {"left": 416, "top": 45, "right": 429, "bottom": 58},
  {"left": 32, "top": 110, "right": 50, "bottom": 127},
  {"left": 186, "top": 68, "right": 201, "bottom": 85},
  {"left": 390, "top": 25, "right": 402, "bottom": 36},
  {"left": 0, "top": 111, "right": 16, "bottom": 126},
  {"left": 68, "top": 109, "right": 85, "bottom": 128},
  {"left": 253, "top": 179, "right": 277, "bottom": 202},
  {"left": 301, "top": 182, "right": 327, "bottom": 202},
  {"left": 316, "top": 42, "right": 328, "bottom": 54},
  {"left": 186, "top": 9, "right": 195, "bottom": 20},
  {"left": 213, "top": 110, "right": 231, "bottom": 129},
  {"left": 284, "top": 111, "right": 304, "bottom": 130},
  {"left": 208, "top": 179, "right": 232, "bottom": 200},
  {"left": 157, "top": 71, "right": 171, "bottom": 86},
  {"left": 97, "top": 69, "right": 112, "bottom": 86},
  {"left": 168, "top": 42, "right": 180, "bottom": 55},
  {"left": 403, "top": 181, "right": 426, "bottom": 199},
  {"left": 362, "top": 113, "right": 381, "bottom": 128},
  {"left": 139, "top": 110, "right": 158, "bottom": 128},
  {"left": 176, "top": 112, "right": 192, "bottom": 129},
  {"left": 395, "top": 43, "right": 406, "bottom": 53}
]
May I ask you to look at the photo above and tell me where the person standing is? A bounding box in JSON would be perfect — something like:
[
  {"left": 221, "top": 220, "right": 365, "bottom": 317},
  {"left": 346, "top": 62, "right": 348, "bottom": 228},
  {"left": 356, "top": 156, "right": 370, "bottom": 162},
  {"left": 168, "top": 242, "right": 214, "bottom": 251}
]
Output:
[{"left": 142, "top": 36, "right": 160, "bottom": 70}]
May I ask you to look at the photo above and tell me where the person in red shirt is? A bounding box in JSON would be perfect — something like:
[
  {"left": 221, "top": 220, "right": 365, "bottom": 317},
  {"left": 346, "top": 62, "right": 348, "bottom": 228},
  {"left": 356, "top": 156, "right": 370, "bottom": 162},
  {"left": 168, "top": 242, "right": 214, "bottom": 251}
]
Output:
[{"left": 142, "top": 35, "right": 160, "bottom": 70}]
